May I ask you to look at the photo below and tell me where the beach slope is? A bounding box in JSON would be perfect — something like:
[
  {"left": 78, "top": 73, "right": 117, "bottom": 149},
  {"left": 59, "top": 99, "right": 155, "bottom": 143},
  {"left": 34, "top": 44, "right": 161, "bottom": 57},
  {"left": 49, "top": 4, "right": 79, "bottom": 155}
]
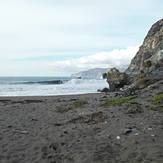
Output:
[{"left": 0, "top": 80, "right": 163, "bottom": 163}]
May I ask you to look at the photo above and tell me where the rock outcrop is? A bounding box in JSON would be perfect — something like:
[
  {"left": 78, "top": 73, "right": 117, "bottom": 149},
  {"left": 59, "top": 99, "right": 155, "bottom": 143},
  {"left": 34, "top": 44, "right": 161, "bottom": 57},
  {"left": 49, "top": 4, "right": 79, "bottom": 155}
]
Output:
[
  {"left": 107, "top": 18, "right": 163, "bottom": 91},
  {"left": 107, "top": 68, "right": 129, "bottom": 91},
  {"left": 126, "top": 18, "right": 163, "bottom": 75}
]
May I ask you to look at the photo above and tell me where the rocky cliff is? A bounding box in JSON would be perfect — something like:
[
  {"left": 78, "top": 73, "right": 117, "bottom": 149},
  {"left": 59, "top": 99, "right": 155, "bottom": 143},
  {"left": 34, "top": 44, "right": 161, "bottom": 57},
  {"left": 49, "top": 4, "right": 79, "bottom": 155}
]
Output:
[
  {"left": 126, "top": 18, "right": 163, "bottom": 75},
  {"left": 107, "top": 18, "right": 163, "bottom": 91}
]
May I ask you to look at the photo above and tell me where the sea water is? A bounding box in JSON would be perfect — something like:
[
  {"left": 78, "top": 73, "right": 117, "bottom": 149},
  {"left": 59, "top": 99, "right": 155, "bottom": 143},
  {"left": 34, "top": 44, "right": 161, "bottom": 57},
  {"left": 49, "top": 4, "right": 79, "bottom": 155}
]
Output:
[{"left": 0, "top": 77, "right": 108, "bottom": 96}]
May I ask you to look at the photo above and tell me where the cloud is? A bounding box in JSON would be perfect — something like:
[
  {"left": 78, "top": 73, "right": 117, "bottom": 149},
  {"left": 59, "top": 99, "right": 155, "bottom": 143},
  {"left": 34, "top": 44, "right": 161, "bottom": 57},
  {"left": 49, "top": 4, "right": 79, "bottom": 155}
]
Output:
[
  {"left": 50, "top": 46, "right": 139, "bottom": 74},
  {"left": 0, "top": 46, "right": 139, "bottom": 76},
  {"left": 0, "top": 0, "right": 162, "bottom": 53},
  {"left": 0, "top": 0, "right": 162, "bottom": 75}
]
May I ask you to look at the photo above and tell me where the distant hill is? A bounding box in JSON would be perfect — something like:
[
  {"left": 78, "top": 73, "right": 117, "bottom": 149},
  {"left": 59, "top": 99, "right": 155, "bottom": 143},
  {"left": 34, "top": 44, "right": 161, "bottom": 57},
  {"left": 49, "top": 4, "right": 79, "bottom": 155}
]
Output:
[{"left": 71, "top": 68, "right": 109, "bottom": 79}]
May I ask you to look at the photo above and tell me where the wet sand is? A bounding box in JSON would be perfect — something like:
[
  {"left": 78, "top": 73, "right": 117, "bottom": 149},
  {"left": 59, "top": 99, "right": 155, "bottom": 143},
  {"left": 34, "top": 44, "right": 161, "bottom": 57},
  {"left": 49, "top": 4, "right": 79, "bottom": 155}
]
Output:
[{"left": 0, "top": 81, "right": 163, "bottom": 163}]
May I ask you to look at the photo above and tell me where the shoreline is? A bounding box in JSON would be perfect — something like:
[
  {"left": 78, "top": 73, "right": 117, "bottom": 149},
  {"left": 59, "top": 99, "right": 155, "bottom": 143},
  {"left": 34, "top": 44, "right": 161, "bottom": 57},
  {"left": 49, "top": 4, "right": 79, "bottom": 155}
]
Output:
[
  {"left": 0, "top": 82, "right": 163, "bottom": 163},
  {"left": 0, "top": 77, "right": 108, "bottom": 97},
  {"left": 0, "top": 92, "right": 102, "bottom": 98}
]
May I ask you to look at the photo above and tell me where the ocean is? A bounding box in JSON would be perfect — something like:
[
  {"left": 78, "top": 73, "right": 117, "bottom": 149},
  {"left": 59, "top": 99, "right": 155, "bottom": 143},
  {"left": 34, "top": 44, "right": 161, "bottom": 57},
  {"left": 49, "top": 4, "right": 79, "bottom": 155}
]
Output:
[{"left": 0, "top": 77, "right": 108, "bottom": 96}]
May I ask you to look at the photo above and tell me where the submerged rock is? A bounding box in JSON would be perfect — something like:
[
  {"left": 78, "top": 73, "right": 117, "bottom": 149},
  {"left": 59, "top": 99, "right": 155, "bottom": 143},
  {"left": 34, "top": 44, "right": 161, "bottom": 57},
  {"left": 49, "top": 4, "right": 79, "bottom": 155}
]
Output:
[{"left": 97, "top": 87, "right": 109, "bottom": 93}]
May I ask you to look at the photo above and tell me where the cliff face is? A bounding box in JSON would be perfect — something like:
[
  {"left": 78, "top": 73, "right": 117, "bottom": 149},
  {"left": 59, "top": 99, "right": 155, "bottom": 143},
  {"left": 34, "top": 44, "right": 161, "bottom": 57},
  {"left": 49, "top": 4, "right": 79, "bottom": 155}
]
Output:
[
  {"left": 126, "top": 18, "right": 163, "bottom": 75},
  {"left": 107, "top": 19, "right": 163, "bottom": 91}
]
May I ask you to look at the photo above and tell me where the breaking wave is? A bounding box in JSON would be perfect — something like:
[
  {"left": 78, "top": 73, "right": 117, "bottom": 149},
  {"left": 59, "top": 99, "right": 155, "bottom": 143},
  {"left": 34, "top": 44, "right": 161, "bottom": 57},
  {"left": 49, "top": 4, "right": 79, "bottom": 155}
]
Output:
[{"left": 0, "top": 77, "right": 108, "bottom": 96}]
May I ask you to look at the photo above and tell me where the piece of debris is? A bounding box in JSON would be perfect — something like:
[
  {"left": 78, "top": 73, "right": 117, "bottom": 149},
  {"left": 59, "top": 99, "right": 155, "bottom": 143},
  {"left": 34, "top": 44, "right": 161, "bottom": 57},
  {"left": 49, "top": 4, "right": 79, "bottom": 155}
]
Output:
[
  {"left": 116, "top": 136, "right": 120, "bottom": 140},
  {"left": 13, "top": 130, "right": 29, "bottom": 134}
]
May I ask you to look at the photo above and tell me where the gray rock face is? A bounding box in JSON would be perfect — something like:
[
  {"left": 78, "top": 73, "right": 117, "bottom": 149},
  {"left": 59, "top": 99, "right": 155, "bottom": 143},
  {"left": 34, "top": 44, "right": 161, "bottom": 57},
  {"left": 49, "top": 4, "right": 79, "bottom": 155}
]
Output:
[
  {"left": 126, "top": 18, "right": 163, "bottom": 75},
  {"left": 106, "top": 68, "right": 129, "bottom": 91},
  {"left": 106, "top": 19, "right": 163, "bottom": 92}
]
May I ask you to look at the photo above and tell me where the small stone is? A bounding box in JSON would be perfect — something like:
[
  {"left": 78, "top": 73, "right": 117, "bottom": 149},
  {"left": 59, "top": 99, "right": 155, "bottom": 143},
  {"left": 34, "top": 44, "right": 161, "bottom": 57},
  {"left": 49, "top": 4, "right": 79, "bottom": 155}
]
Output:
[
  {"left": 79, "top": 112, "right": 84, "bottom": 115},
  {"left": 61, "top": 142, "right": 65, "bottom": 146},
  {"left": 148, "top": 127, "right": 152, "bottom": 130},
  {"left": 116, "top": 136, "right": 120, "bottom": 140},
  {"left": 31, "top": 118, "right": 38, "bottom": 121},
  {"left": 151, "top": 134, "right": 155, "bottom": 137},
  {"left": 111, "top": 115, "right": 115, "bottom": 118},
  {"left": 54, "top": 123, "right": 62, "bottom": 126},
  {"left": 123, "top": 128, "right": 133, "bottom": 135},
  {"left": 21, "top": 131, "right": 28, "bottom": 134},
  {"left": 134, "top": 133, "right": 139, "bottom": 136},
  {"left": 64, "top": 131, "right": 68, "bottom": 134}
]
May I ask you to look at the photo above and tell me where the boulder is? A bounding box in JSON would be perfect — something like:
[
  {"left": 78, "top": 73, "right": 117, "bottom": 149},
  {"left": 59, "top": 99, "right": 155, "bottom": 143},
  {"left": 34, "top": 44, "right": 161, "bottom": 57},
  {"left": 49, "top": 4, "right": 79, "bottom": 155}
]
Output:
[{"left": 106, "top": 68, "right": 129, "bottom": 91}]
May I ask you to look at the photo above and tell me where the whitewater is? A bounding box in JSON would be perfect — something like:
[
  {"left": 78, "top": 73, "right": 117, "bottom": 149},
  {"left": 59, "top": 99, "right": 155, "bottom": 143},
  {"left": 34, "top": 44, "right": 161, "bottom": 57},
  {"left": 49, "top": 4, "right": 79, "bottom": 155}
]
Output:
[{"left": 0, "top": 77, "right": 108, "bottom": 96}]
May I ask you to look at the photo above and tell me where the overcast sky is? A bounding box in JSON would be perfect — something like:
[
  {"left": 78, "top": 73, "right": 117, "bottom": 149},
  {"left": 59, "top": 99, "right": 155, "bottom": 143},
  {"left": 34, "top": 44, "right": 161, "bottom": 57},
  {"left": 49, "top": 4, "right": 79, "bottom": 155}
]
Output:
[{"left": 0, "top": 0, "right": 162, "bottom": 76}]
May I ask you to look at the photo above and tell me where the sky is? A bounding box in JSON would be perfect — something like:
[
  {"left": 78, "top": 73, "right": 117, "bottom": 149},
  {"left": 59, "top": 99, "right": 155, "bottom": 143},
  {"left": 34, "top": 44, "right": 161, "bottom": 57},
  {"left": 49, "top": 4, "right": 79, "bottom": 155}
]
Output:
[{"left": 0, "top": 0, "right": 163, "bottom": 76}]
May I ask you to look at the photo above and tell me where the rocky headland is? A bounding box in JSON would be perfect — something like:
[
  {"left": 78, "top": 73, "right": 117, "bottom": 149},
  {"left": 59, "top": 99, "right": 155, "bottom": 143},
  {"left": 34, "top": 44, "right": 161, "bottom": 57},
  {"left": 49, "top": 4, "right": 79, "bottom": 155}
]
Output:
[{"left": 107, "top": 18, "right": 163, "bottom": 92}]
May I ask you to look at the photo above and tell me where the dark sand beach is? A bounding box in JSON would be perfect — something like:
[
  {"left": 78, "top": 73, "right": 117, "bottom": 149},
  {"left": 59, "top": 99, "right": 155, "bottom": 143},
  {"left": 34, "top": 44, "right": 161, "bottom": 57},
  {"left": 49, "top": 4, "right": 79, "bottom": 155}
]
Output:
[{"left": 0, "top": 80, "right": 163, "bottom": 163}]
